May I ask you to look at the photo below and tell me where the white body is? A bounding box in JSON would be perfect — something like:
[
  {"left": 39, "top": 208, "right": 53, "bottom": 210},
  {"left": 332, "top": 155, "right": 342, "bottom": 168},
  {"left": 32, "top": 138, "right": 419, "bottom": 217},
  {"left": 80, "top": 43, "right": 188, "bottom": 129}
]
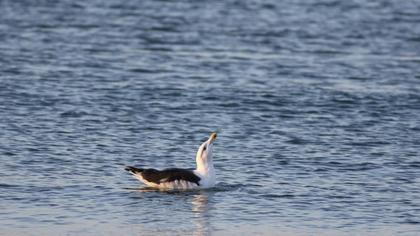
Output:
[{"left": 193, "top": 167, "right": 215, "bottom": 189}]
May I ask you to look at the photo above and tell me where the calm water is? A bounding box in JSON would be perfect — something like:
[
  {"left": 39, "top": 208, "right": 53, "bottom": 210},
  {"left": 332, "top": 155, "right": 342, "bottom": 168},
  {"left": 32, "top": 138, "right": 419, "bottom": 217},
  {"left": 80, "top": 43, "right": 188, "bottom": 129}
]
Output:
[{"left": 1, "top": 0, "right": 420, "bottom": 235}]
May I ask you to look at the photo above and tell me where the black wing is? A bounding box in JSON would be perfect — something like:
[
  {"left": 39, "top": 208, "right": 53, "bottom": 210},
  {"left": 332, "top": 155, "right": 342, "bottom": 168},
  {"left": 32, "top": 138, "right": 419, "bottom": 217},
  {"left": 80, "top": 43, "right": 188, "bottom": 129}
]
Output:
[{"left": 141, "top": 168, "right": 201, "bottom": 186}]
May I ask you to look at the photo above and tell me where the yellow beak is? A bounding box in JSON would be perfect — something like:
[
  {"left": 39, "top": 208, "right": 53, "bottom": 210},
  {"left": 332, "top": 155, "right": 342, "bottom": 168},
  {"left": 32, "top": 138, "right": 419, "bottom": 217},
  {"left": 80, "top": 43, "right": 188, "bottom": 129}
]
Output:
[{"left": 209, "top": 132, "right": 217, "bottom": 143}]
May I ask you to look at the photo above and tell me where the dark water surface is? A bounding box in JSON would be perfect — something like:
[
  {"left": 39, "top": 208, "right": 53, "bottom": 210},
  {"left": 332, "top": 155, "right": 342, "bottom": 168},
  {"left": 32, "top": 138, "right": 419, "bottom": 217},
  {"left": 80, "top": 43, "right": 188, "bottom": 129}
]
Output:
[{"left": 1, "top": 0, "right": 420, "bottom": 235}]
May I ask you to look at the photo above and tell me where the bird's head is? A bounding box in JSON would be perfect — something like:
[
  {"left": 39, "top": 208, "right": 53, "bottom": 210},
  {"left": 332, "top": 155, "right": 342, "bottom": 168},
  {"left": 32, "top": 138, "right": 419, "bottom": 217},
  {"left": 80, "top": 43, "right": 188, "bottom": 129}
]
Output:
[{"left": 196, "top": 132, "right": 217, "bottom": 170}]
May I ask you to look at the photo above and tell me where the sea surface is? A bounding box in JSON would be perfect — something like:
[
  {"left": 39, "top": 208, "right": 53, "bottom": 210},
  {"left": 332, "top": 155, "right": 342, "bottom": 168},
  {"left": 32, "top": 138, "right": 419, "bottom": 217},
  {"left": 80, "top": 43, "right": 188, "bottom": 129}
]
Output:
[{"left": 1, "top": 0, "right": 420, "bottom": 235}]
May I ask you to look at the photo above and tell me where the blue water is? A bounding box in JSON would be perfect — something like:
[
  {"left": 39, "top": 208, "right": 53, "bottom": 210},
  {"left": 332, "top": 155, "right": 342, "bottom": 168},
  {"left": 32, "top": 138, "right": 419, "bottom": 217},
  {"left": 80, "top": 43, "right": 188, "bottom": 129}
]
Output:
[{"left": 1, "top": 0, "right": 420, "bottom": 235}]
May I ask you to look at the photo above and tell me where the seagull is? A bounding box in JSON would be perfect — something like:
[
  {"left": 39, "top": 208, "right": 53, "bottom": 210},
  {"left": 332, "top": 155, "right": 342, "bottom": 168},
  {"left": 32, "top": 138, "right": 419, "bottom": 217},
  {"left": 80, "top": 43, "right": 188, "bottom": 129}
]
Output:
[{"left": 125, "top": 132, "right": 217, "bottom": 190}]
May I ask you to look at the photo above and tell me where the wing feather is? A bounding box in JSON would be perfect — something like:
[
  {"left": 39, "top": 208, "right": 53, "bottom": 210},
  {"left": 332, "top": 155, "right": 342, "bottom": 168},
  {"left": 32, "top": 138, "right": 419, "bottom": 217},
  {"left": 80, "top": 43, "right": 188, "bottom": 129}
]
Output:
[{"left": 141, "top": 168, "right": 201, "bottom": 186}]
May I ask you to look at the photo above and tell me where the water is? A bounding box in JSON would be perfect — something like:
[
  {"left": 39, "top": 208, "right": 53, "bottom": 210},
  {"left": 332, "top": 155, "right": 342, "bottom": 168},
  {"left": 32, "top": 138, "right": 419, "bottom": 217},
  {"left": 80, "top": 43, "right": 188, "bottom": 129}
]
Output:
[{"left": 1, "top": 0, "right": 420, "bottom": 235}]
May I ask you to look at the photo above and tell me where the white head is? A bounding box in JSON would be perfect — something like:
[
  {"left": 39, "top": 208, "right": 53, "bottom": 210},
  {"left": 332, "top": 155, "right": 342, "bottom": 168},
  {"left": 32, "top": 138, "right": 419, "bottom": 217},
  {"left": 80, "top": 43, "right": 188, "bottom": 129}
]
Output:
[{"left": 195, "top": 132, "right": 217, "bottom": 173}]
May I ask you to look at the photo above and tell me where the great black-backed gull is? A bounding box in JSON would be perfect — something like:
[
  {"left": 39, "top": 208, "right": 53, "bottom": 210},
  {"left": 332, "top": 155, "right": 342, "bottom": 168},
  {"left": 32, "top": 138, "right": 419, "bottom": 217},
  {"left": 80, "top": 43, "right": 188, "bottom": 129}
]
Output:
[{"left": 125, "top": 132, "right": 217, "bottom": 190}]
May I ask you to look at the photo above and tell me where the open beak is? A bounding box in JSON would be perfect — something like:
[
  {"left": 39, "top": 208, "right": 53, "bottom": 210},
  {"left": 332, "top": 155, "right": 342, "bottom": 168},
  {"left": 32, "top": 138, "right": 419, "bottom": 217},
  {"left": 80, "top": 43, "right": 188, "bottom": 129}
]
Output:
[{"left": 209, "top": 132, "right": 217, "bottom": 143}]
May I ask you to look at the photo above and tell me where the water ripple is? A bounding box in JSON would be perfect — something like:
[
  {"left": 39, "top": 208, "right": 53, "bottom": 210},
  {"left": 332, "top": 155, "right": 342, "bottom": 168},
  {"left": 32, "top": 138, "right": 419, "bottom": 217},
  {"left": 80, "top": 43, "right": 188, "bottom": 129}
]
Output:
[{"left": 1, "top": 0, "right": 420, "bottom": 235}]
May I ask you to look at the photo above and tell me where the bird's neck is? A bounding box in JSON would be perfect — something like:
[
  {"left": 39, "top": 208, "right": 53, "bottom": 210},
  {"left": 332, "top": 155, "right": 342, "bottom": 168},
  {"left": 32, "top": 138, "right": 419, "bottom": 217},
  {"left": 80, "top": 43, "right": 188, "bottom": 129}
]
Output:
[{"left": 196, "top": 161, "right": 214, "bottom": 176}]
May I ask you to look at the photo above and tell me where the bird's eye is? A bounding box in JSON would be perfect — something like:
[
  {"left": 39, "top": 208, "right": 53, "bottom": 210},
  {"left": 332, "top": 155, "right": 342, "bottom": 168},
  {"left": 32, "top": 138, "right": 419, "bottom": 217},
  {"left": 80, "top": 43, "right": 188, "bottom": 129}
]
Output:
[{"left": 203, "top": 146, "right": 207, "bottom": 151}]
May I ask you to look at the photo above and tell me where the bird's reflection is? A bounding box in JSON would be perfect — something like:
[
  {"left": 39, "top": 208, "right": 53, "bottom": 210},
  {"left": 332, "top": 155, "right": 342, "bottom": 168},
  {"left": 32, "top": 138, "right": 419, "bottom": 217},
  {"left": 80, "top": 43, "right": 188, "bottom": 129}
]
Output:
[
  {"left": 191, "top": 190, "right": 213, "bottom": 236},
  {"left": 128, "top": 187, "right": 214, "bottom": 236}
]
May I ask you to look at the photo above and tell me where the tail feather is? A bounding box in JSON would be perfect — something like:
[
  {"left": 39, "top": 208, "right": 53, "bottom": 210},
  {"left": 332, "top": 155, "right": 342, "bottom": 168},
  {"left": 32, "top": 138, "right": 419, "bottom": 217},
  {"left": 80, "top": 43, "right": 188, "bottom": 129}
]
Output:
[{"left": 125, "top": 166, "right": 144, "bottom": 174}]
